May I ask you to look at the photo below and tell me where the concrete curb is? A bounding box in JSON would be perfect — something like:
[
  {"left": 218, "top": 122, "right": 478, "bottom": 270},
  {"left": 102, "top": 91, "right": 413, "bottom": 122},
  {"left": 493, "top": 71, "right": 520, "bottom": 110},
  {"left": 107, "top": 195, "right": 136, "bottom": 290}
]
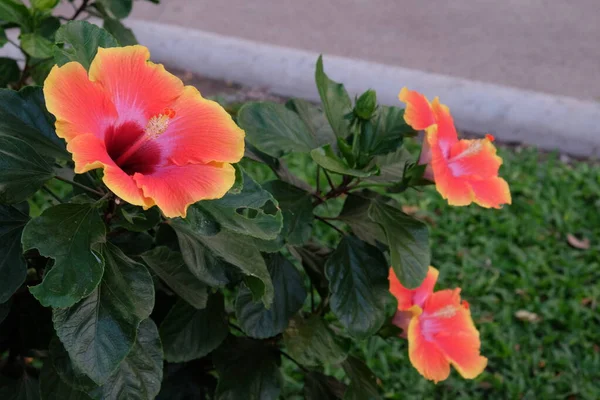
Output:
[{"left": 127, "top": 19, "right": 600, "bottom": 157}]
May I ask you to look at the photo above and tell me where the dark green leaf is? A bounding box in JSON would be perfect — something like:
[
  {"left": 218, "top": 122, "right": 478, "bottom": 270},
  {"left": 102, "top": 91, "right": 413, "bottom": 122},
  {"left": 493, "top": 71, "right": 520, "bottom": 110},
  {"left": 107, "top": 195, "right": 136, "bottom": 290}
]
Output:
[
  {"left": 304, "top": 372, "right": 345, "bottom": 400},
  {"left": 98, "top": 0, "right": 132, "bottom": 19},
  {"left": 54, "top": 21, "right": 118, "bottom": 70},
  {"left": 20, "top": 33, "right": 53, "bottom": 58},
  {"left": 263, "top": 180, "right": 313, "bottom": 245},
  {"left": 0, "top": 203, "right": 28, "bottom": 303},
  {"left": 24, "top": 203, "right": 105, "bottom": 307},
  {"left": 367, "top": 106, "right": 416, "bottom": 156},
  {"left": 113, "top": 206, "right": 160, "bottom": 232},
  {"left": 283, "top": 315, "right": 349, "bottom": 366},
  {"left": 88, "top": 318, "right": 163, "bottom": 400},
  {"left": 36, "top": 16, "right": 61, "bottom": 39},
  {"left": 0, "top": 57, "right": 19, "bottom": 87},
  {"left": 366, "top": 147, "right": 412, "bottom": 183},
  {"left": 200, "top": 172, "right": 283, "bottom": 240},
  {"left": 0, "top": 27, "right": 7, "bottom": 47},
  {"left": 325, "top": 236, "right": 389, "bottom": 339},
  {"left": 213, "top": 337, "right": 282, "bottom": 400},
  {"left": 53, "top": 243, "right": 154, "bottom": 385},
  {"left": 238, "top": 102, "right": 316, "bottom": 158},
  {"left": 160, "top": 294, "right": 228, "bottom": 362},
  {"left": 342, "top": 356, "right": 381, "bottom": 400},
  {"left": 141, "top": 246, "right": 208, "bottom": 309},
  {"left": 368, "top": 201, "right": 429, "bottom": 288},
  {"left": 236, "top": 253, "right": 306, "bottom": 338},
  {"left": 311, "top": 145, "right": 376, "bottom": 177},
  {"left": 48, "top": 338, "right": 98, "bottom": 392},
  {"left": 28, "top": 57, "right": 55, "bottom": 85},
  {"left": 0, "top": 86, "right": 68, "bottom": 160},
  {"left": 0, "top": 135, "right": 54, "bottom": 204},
  {"left": 103, "top": 17, "right": 137, "bottom": 46},
  {"left": 0, "top": 374, "right": 39, "bottom": 400},
  {"left": 39, "top": 362, "right": 92, "bottom": 400},
  {"left": 337, "top": 195, "right": 385, "bottom": 246},
  {"left": 285, "top": 98, "right": 336, "bottom": 147},
  {"left": 0, "top": 0, "right": 29, "bottom": 26},
  {"left": 110, "top": 230, "right": 153, "bottom": 256},
  {"left": 157, "top": 363, "right": 217, "bottom": 400},
  {"left": 289, "top": 243, "right": 330, "bottom": 299},
  {"left": 315, "top": 55, "right": 352, "bottom": 139},
  {"left": 31, "top": 0, "right": 59, "bottom": 11}
]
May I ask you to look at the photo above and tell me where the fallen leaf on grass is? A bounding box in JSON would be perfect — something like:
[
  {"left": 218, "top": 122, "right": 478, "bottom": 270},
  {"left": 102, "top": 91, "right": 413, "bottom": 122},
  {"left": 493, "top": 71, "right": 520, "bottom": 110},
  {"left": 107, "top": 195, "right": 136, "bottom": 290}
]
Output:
[
  {"left": 566, "top": 234, "right": 590, "bottom": 250},
  {"left": 515, "top": 310, "right": 541, "bottom": 323}
]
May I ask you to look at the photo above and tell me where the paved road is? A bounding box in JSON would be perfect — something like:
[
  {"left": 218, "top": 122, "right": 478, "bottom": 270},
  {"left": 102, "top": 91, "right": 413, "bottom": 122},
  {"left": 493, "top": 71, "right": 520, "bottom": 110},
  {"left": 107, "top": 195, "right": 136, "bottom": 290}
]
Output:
[{"left": 122, "top": 0, "right": 600, "bottom": 101}]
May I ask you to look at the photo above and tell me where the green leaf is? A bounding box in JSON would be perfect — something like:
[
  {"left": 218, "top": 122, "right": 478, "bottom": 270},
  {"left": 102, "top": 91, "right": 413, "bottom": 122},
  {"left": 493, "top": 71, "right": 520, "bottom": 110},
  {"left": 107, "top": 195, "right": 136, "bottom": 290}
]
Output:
[
  {"left": 141, "top": 246, "right": 208, "bottom": 309},
  {"left": 20, "top": 33, "right": 53, "bottom": 58},
  {"left": 0, "top": 0, "right": 30, "bottom": 26},
  {"left": 53, "top": 243, "right": 154, "bottom": 385},
  {"left": 325, "top": 236, "right": 389, "bottom": 339},
  {"left": 0, "top": 86, "right": 68, "bottom": 160},
  {"left": 0, "top": 27, "right": 7, "bottom": 47},
  {"left": 39, "top": 362, "right": 92, "bottom": 400},
  {"left": 160, "top": 294, "right": 228, "bottom": 362},
  {"left": 311, "top": 145, "right": 376, "bottom": 177},
  {"left": 110, "top": 230, "right": 154, "bottom": 256},
  {"left": 23, "top": 203, "right": 105, "bottom": 307},
  {"left": 102, "top": 17, "right": 137, "bottom": 46},
  {"left": 213, "top": 337, "right": 282, "bottom": 400},
  {"left": 368, "top": 201, "right": 429, "bottom": 288},
  {"left": 31, "top": 0, "right": 59, "bottom": 10},
  {"left": 366, "top": 147, "right": 412, "bottom": 183},
  {"left": 263, "top": 180, "right": 313, "bottom": 245},
  {"left": 36, "top": 16, "right": 61, "bottom": 40},
  {"left": 315, "top": 55, "right": 352, "bottom": 139},
  {"left": 200, "top": 172, "right": 283, "bottom": 240},
  {"left": 283, "top": 315, "right": 349, "bottom": 366},
  {"left": 366, "top": 106, "right": 416, "bottom": 156},
  {"left": 0, "top": 374, "right": 39, "bottom": 400},
  {"left": 97, "top": 0, "right": 132, "bottom": 19},
  {"left": 237, "top": 102, "right": 316, "bottom": 158},
  {"left": 289, "top": 243, "right": 330, "bottom": 299},
  {"left": 342, "top": 356, "right": 381, "bottom": 400},
  {"left": 304, "top": 372, "right": 345, "bottom": 400},
  {"left": 0, "top": 203, "right": 28, "bottom": 303},
  {"left": 48, "top": 338, "right": 98, "bottom": 392},
  {"left": 0, "top": 58, "right": 19, "bottom": 87},
  {"left": 337, "top": 195, "right": 385, "bottom": 246},
  {"left": 285, "top": 98, "right": 336, "bottom": 147},
  {"left": 235, "top": 253, "right": 306, "bottom": 338},
  {"left": 88, "top": 318, "right": 163, "bottom": 400},
  {"left": 28, "top": 57, "right": 55, "bottom": 85},
  {"left": 0, "top": 135, "right": 54, "bottom": 204},
  {"left": 113, "top": 206, "right": 160, "bottom": 232},
  {"left": 54, "top": 21, "right": 118, "bottom": 70}
]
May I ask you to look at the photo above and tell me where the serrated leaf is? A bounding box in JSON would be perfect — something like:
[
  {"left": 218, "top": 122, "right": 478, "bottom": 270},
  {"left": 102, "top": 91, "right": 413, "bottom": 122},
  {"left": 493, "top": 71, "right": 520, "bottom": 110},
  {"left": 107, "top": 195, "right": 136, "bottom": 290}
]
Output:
[
  {"left": 0, "top": 86, "right": 68, "bottom": 160},
  {"left": 367, "top": 106, "right": 416, "bottom": 156},
  {"left": 213, "top": 337, "right": 282, "bottom": 400},
  {"left": 236, "top": 253, "right": 306, "bottom": 338},
  {"left": 315, "top": 55, "right": 352, "bottom": 139},
  {"left": 39, "top": 362, "right": 92, "bottom": 400},
  {"left": 311, "top": 145, "right": 377, "bottom": 177},
  {"left": 263, "top": 180, "right": 313, "bottom": 245},
  {"left": 54, "top": 21, "right": 118, "bottom": 70},
  {"left": 0, "top": 58, "right": 19, "bottom": 87},
  {"left": 141, "top": 246, "right": 208, "bottom": 309},
  {"left": 113, "top": 206, "right": 160, "bottom": 232},
  {"left": 337, "top": 195, "right": 386, "bottom": 246},
  {"left": 285, "top": 98, "right": 336, "bottom": 147},
  {"left": 368, "top": 201, "right": 429, "bottom": 288},
  {"left": 304, "top": 372, "right": 345, "bottom": 400},
  {"left": 53, "top": 243, "right": 154, "bottom": 385},
  {"left": 289, "top": 243, "right": 331, "bottom": 299},
  {"left": 325, "top": 236, "right": 389, "bottom": 339},
  {"left": 0, "top": 135, "right": 54, "bottom": 204},
  {"left": 342, "top": 356, "right": 381, "bottom": 400},
  {"left": 48, "top": 338, "right": 98, "bottom": 392},
  {"left": 0, "top": 0, "right": 30, "bottom": 27},
  {"left": 200, "top": 172, "right": 283, "bottom": 240},
  {"left": 20, "top": 33, "right": 54, "bottom": 58},
  {"left": 23, "top": 203, "right": 106, "bottom": 307},
  {"left": 238, "top": 102, "right": 316, "bottom": 158},
  {"left": 283, "top": 315, "right": 349, "bottom": 366},
  {"left": 88, "top": 319, "right": 163, "bottom": 400},
  {"left": 366, "top": 147, "right": 413, "bottom": 183},
  {"left": 160, "top": 294, "right": 228, "bottom": 362},
  {"left": 0, "top": 203, "right": 28, "bottom": 303}
]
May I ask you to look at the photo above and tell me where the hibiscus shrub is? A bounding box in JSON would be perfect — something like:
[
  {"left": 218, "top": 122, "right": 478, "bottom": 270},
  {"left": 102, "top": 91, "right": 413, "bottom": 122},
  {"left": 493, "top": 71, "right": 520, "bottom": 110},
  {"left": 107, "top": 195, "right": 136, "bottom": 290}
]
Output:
[{"left": 0, "top": 13, "right": 511, "bottom": 400}]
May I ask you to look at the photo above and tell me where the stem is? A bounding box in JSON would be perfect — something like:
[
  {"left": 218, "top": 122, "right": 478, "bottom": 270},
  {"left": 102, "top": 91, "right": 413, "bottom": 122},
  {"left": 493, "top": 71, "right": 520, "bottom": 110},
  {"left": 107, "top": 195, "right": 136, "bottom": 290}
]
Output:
[
  {"left": 279, "top": 350, "right": 309, "bottom": 372},
  {"left": 316, "top": 166, "right": 321, "bottom": 194},
  {"left": 54, "top": 176, "right": 104, "bottom": 197},
  {"left": 315, "top": 215, "right": 346, "bottom": 236},
  {"left": 96, "top": 192, "right": 113, "bottom": 204},
  {"left": 70, "top": 0, "right": 90, "bottom": 20},
  {"left": 42, "top": 186, "right": 63, "bottom": 204},
  {"left": 323, "top": 169, "right": 335, "bottom": 191}
]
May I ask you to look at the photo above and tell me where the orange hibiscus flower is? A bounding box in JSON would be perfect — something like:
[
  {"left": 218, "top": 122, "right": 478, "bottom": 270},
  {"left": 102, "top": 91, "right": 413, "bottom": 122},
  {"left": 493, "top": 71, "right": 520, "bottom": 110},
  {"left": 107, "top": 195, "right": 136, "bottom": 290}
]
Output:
[
  {"left": 399, "top": 88, "right": 511, "bottom": 208},
  {"left": 389, "top": 267, "right": 487, "bottom": 383},
  {"left": 44, "top": 45, "right": 245, "bottom": 218}
]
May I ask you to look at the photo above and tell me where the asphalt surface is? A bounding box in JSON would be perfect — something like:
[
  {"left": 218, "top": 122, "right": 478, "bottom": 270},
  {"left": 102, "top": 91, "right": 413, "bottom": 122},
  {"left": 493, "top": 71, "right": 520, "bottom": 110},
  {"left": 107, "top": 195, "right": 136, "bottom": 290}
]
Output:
[{"left": 120, "top": 0, "right": 600, "bottom": 101}]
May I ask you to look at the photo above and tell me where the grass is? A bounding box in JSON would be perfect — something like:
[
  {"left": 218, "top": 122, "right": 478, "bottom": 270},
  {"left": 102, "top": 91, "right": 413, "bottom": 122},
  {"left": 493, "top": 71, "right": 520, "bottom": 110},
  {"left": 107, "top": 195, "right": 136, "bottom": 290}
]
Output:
[{"left": 245, "top": 144, "right": 600, "bottom": 399}]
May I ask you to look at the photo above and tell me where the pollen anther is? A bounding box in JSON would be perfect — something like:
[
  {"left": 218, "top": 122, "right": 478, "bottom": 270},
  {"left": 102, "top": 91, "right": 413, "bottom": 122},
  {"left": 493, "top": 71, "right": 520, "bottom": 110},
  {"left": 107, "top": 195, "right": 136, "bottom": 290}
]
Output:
[{"left": 146, "top": 109, "right": 175, "bottom": 139}]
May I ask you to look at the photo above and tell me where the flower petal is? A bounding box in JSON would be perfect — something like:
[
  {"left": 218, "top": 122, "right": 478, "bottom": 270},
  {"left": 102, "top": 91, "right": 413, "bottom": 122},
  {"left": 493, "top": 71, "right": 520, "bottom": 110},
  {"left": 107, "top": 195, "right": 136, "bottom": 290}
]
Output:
[
  {"left": 408, "top": 313, "right": 451, "bottom": 383},
  {"left": 159, "top": 86, "right": 245, "bottom": 165},
  {"left": 399, "top": 87, "right": 436, "bottom": 130},
  {"left": 448, "top": 138, "right": 503, "bottom": 179},
  {"left": 469, "top": 177, "right": 512, "bottom": 209},
  {"left": 389, "top": 266, "right": 439, "bottom": 310},
  {"left": 422, "top": 290, "right": 488, "bottom": 380},
  {"left": 89, "top": 45, "right": 184, "bottom": 124},
  {"left": 133, "top": 162, "right": 236, "bottom": 218},
  {"left": 44, "top": 62, "right": 116, "bottom": 142}
]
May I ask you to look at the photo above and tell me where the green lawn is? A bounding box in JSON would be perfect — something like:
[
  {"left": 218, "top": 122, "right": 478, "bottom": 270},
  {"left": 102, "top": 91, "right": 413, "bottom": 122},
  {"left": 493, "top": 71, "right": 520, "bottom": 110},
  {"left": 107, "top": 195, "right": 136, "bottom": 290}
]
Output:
[{"left": 246, "top": 145, "right": 600, "bottom": 399}]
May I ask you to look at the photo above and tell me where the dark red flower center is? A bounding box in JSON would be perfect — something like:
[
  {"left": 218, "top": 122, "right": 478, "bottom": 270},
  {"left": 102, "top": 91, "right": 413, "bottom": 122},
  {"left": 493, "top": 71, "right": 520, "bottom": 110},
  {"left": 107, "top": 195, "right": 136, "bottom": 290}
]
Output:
[{"left": 105, "top": 121, "right": 161, "bottom": 175}]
